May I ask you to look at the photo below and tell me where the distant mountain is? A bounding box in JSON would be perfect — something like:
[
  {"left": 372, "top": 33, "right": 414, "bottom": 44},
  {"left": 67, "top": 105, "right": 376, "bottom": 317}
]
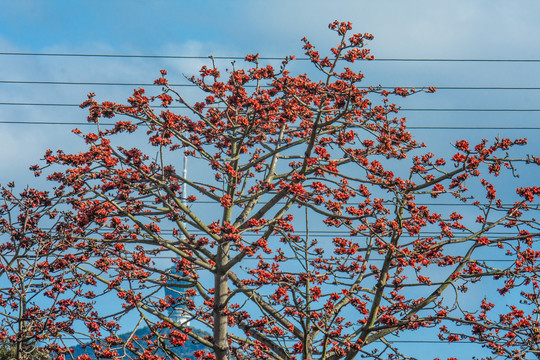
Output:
[{"left": 70, "top": 327, "right": 210, "bottom": 359}]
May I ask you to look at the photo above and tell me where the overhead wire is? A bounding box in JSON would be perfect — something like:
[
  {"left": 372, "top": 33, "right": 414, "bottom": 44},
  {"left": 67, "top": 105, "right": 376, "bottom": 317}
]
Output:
[
  {"left": 2, "top": 80, "right": 540, "bottom": 91},
  {"left": 0, "top": 120, "right": 537, "bottom": 130},
  {"left": 1, "top": 102, "right": 540, "bottom": 130},
  {"left": 78, "top": 255, "right": 524, "bottom": 263},
  {"left": 3, "top": 52, "right": 540, "bottom": 62},
  {"left": 2, "top": 102, "right": 540, "bottom": 113}
]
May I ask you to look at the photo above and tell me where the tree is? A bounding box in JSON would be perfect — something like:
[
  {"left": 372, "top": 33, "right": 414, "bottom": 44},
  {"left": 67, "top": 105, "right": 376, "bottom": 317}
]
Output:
[
  {"left": 1, "top": 21, "right": 540, "bottom": 360},
  {"left": 0, "top": 341, "right": 50, "bottom": 360},
  {"left": 0, "top": 185, "right": 109, "bottom": 359}
]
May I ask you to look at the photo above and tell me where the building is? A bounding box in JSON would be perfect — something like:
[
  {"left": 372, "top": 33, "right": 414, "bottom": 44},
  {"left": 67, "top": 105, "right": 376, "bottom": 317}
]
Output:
[{"left": 164, "top": 267, "right": 191, "bottom": 326}]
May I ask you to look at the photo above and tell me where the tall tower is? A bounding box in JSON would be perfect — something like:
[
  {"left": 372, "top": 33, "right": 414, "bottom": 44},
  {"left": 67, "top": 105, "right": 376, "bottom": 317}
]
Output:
[
  {"left": 164, "top": 269, "right": 191, "bottom": 326},
  {"left": 164, "top": 142, "right": 191, "bottom": 326}
]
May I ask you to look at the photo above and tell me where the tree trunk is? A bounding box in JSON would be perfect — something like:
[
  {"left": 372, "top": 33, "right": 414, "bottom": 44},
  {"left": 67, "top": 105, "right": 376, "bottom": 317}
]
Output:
[{"left": 213, "top": 241, "right": 230, "bottom": 360}]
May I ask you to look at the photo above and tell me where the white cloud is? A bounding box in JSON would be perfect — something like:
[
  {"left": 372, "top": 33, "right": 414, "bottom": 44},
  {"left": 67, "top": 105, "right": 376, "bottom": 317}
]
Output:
[{"left": 234, "top": 0, "right": 540, "bottom": 59}]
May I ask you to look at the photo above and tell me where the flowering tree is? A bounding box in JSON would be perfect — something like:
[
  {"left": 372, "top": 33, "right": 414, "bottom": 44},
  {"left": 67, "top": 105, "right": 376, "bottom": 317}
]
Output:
[
  {"left": 2, "top": 21, "right": 540, "bottom": 360},
  {"left": 0, "top": 185, "right": 114, "bottom": 359}
]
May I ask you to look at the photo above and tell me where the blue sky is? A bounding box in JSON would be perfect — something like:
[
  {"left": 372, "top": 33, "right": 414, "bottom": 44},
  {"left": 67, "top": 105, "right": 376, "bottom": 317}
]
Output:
[
  {"left": 1, "top": 1, "right": 539, "bottom": 358},
  {"left": 1, "top": 0, "right": 539, "bottom": 186},
  {"left": 3, "top": 1, "right": 540, "bottom": 57}
]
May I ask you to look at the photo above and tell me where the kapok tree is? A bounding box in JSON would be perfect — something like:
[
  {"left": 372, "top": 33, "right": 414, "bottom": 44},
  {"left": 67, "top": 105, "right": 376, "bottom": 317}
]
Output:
[
  {"left": 4, "top": 21, "right": 540, "bottom": 360},
  {"left": 0, "top": 184, "right": 118, "bottom": 359}
]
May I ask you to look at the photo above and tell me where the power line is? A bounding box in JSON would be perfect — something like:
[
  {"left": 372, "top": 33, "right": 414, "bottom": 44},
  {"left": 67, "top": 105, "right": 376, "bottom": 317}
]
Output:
[
  {"left": 2, "top": 52, "right": 540, "bottom": 62},
  {"left": 402, "top": 108, "right": 540, "bottom": 112},
  {"left": 411, "top": 127, "right": 540, "bottom": 130},
  {"left": 2, "top": 80, "right": 540, "bottom": 91},
  {"left": 3, "top": 102, "right": 540, "bottom": 113},
  {"left": 0, "top": 80, "right": 178, "bottom": 87},
  {"left": 0, "top": 102, "right": 76, "bottom": 107},
  {"left": 0, "top": 120, "right": 538, "bottom": 130},
  {"left": 0, "top": 52, "right": 252, "bottom": 60},
  {"left": 78, "top": 255, "right": 527, "bottom": 263},
  {"left": 20, "top": 227, "right": 536, "bottom": 236}
]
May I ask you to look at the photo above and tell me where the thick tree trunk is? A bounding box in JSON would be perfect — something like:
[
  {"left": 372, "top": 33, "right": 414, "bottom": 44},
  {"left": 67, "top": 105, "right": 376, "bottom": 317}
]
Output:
[
  {"left": 303, "top": 338, "right": 312, "bottom": 360},
  {"left": 214, "top": 240, "right": 230, "bottom": 360}
]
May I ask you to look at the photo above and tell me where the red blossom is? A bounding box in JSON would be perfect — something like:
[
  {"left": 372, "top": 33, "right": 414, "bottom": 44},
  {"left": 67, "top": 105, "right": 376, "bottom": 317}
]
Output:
[{"left": 0, "top": 19, "right": 537, "bottom": 360}]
